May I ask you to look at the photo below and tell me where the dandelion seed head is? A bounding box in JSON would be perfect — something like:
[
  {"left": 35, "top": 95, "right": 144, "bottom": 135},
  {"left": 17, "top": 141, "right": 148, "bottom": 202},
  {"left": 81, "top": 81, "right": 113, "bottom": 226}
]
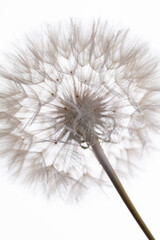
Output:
[{"left": 0, "top": 20, "right": 160, "bottom": 200}]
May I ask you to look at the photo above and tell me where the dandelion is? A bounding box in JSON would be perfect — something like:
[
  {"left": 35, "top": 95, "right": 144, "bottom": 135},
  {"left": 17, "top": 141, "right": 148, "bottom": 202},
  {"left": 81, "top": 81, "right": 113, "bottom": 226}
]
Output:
[{"left": 0, "top": 20, "right": 159, "bottom": 239}]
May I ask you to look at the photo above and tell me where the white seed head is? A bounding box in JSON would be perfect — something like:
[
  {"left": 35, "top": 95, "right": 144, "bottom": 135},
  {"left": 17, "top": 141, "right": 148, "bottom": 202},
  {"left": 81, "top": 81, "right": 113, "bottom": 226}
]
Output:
[{"left": 0, "top": 20, "right": 160, "bottom": 200}]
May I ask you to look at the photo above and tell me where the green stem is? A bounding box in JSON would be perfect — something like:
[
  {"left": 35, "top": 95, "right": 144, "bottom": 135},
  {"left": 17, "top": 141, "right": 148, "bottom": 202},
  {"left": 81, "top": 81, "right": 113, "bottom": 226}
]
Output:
[{"left": 92, "top": 138, "right": 155, "bottom": 240}]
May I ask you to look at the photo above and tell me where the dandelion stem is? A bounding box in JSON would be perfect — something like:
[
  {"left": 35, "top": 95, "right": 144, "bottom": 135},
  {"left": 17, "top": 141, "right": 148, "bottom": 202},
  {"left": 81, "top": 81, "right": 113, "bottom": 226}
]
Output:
[{"left": 92, "top": 138, "right": 155, "bottom": 240}]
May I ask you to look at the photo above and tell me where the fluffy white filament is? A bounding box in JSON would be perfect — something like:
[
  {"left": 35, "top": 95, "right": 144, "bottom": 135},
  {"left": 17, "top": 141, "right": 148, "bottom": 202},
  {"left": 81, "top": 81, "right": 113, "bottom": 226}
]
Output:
[{"left": 0, "top": 20, "right": 160, "bottom": 200}]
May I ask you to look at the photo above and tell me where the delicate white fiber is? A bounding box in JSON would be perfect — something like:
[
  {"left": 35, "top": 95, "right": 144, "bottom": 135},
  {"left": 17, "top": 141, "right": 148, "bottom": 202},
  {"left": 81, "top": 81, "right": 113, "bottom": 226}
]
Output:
[{"left": 0, "top": 20, "right": 160, "bottom": 200}]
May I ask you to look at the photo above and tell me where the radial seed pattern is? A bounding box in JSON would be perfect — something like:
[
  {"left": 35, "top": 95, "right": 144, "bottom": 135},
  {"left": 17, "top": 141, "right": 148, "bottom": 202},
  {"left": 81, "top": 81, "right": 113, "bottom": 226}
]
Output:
[{"left": 0, "top": 21, "right": 160, "bottom": 199}]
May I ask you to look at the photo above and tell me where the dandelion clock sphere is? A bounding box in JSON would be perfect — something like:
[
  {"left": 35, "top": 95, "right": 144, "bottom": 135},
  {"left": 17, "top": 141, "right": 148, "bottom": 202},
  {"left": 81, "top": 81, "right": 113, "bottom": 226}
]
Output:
[{"left": 0, "top": 20, "right": 159, "bottom": 240}]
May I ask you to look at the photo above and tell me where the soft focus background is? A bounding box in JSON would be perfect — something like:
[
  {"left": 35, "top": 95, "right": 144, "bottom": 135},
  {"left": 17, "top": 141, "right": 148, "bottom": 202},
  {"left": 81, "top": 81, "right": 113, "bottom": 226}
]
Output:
[{"left": 0, "top": 0, "right": 160, "bottom": 239}]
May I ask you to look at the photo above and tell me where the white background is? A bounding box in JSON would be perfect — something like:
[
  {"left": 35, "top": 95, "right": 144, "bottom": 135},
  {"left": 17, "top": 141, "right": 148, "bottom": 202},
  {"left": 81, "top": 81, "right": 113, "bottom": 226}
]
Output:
[{"left": 0, "top": 0, "right": 160, "bottom": 240}]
